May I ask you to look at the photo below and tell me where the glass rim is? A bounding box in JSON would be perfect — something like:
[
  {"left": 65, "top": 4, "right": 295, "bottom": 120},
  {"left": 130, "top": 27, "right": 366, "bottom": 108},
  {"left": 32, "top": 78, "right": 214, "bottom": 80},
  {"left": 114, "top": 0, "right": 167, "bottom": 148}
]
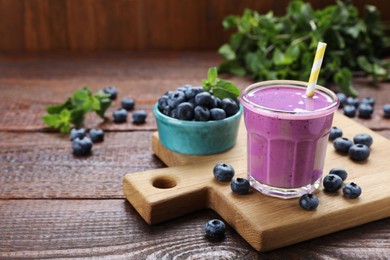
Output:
[{"left": 241, "top": 80, "right": 339, "bottom": 119}]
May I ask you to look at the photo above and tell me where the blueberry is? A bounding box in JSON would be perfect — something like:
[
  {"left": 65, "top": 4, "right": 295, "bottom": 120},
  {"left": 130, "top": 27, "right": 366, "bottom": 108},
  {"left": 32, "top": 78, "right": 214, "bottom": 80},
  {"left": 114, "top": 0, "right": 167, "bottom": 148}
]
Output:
[
  {"left": 195, "top": 92, "right": 213, "bottom": 107},
  {"left": 176, "top": 85, "right": 190, "bottom": 93},
  {"left": 343, "top": 105, "right": 356, "bottom": 117},
  {"left": 70, "top": 128, "right": 86, "bottom": 141},
  {"left": 353, "top": 133, "right": 373, "bottom": 148},
  {"left": 231, "top": 178, "right": 250, "bottom": 195},
  {"left": 176, "top": 102, "right": 194, "bottom": 120},
  {"left": 209, "top": 95, "right": 218, "bottom": 109},
  {"left": 205, "top": 219, "right": 225, "bottom": 239},
  {"left": 168, "top": 91, "right": 187, "bottom": 108},
  {"left": 89, "top": 129, "right": 104, "bottom": 143},
  {"left": 162, "top": 105, "right": 174, "bottom": 117},
  {"left": 158, "top": 95, "right": 169, "bottom": 112},
  {"left": 329, "top": 168, "right": 348, "bottom": 181},
  {"left": 210, "top": 108, "right": 226, "bottom": 120},
  {"left": 323, "top": 174, "right": 343, "bottom": 192},
  {"left": 121, "top": 97, "right": 135, "bottom": 111},
  {"left": 184, "top": 86, "right": 203, "bottom": 99},
  {"left": 113, "top": 108, "right": 127, "bottom": 123},
  {"left": 222, "top": 98, "right": 239, "bottom": 117},
  {"left": 194, "top": 106, "right": 210, "bottom": 121},
  {"left": 343, "top": 182, "right": 362, "bottom": 199},
  {"left": 336, "top": 93, "right": 347, "bottom": 108},
  {"left": 299, "top": 194, "right": 319, "bottom": 211},
  {"left": 329, "top": 127, "right": 343, "bottom": 141},
  {"left": 132, "top": 110, "right": 147, "bottom": 124},
  {"left": 360, "top": 97, "right": 375, "bottom": 107},
  {"left": 103, "top": 86, "right": 118, "bottom": 100},
  {"left": 346, "top": 97, "right": 360, "bottom": 107},
  {"left": 215, "top": 97, "right": 223, "bottom": 108},
  {"left": 358, "top": 103, "right": 373, "bottom": 119},
  {"left": 383, "top": 104, "right": 390, "bottom": 118},
  {"left": 213, "top": 163, "right": 235, "bottom": 182},
  {"left": 349, "top": 144, "right": 370, "bottom": 161},
  {"left": 72, "top": 136, "right": 93, "bottom": 156},
  {"left": 333, "top": 137, "right": 353, "bottom": 153}
]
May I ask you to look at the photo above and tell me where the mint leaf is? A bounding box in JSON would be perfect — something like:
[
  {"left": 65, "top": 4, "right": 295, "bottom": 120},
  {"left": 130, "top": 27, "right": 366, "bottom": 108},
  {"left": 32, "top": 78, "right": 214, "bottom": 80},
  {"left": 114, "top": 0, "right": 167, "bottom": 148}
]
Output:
[
  {"left": 42, "top": 114, "right": 60, "bottom": 128},
  {"left": 334, "top": 68, "right": 357, "bottom": 97},
  {"left": 213, "top": 81, "right": 241, "bottom": 99},
  {"left": 208, "top": 67, "right": 218, "bottom": 84}
]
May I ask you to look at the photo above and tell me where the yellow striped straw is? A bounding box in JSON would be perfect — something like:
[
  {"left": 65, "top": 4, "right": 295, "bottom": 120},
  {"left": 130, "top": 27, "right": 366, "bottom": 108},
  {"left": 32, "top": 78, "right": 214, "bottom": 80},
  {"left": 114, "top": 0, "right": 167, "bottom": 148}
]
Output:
[{"left": 306, "top": 42, "right": 327, "bottom": 97}]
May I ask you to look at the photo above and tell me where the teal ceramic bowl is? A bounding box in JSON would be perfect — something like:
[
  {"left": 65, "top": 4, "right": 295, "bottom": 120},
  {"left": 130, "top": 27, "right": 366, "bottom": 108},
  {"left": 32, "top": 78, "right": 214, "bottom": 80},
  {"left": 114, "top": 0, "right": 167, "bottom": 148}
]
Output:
[{"left": 154, "top": 103, "right": 243, "bottom": 155}]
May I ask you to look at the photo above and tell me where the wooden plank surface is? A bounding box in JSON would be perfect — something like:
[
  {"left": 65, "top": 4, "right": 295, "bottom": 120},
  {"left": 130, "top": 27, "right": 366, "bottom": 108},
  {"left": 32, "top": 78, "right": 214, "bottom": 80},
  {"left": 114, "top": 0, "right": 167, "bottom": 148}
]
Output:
[
  {"left": 124, "top": 112, "right": 390, "bottom": 251},
  {"left": 0, "top": 52, "right": 389, "bottom": 258}
]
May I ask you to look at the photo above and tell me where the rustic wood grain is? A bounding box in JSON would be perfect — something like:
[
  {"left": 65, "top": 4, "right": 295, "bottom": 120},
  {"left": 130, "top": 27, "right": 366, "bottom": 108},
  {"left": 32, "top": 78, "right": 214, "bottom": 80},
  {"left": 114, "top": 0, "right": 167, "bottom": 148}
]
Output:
[
  {"left": 0, "top": 131, "right": 164, "bottom": 199},
  {"left": 1, "top": 0, "right": 389, "bottom": 52},
  {"left": 0, "top": 200, "right": 389, "bottom": 258}
]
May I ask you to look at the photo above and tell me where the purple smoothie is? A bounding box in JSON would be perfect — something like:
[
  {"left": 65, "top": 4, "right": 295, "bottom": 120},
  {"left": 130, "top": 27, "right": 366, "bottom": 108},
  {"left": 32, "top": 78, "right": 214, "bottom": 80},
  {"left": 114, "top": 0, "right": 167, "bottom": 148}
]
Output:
[{"left": 241, "top": 81, "right": 339, "bottom": 198}]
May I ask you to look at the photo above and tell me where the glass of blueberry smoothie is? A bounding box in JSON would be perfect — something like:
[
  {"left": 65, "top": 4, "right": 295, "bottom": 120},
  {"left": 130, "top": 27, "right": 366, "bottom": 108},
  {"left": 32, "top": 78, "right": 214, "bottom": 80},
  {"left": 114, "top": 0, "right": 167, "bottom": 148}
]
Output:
[{"left": 241, "top": 80, "right": 339, "bottom": 199}]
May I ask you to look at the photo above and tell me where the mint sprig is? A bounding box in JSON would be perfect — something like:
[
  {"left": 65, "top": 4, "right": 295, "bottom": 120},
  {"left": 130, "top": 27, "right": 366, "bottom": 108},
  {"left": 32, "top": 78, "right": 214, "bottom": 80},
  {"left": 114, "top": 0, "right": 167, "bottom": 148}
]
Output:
[
  {"left": 202, "top": 67, "right": 240, "bottom": 99},
  {"left": 42, "top": 87, "right": 112, "bottom": 133}
]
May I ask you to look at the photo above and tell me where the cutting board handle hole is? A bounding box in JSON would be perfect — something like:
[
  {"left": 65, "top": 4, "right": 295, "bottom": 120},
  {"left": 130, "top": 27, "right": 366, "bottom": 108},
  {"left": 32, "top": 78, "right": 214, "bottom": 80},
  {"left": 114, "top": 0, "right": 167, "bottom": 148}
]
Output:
[{"left": 152, "top": 176, "right": 177, "bottom": 189}]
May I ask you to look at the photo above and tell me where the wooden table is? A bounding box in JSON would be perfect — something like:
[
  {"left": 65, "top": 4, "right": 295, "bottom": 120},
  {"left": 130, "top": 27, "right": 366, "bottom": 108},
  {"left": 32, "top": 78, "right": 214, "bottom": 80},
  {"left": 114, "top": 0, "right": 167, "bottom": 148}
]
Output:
[{"left": 0, "top": 52, "right": 389, "bottom": 259}]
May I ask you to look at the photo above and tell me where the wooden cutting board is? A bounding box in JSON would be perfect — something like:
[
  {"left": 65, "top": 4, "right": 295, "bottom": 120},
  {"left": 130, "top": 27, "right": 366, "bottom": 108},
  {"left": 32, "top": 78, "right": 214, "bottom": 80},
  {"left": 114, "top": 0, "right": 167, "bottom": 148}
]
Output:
[{"left": 123, "top": 112, "right": 390, "bottom": 252}]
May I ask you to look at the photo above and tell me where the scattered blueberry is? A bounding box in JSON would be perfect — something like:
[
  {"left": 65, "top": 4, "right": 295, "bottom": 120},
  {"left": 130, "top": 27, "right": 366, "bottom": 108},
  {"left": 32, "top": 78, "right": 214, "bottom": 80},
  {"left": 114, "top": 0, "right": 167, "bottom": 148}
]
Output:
[
  {"left": 195, "top": 92, "right": 213, "bottom": 108},
  {"left": 343, "top": 182, "right": 362, "bottom": 199},
  {"left": 103, "top": 86, "right": 118, "bottom": 100},
  {"left": 336, "top": 93, "right": 347, "bottom": 108},
  {"left": 346, "top": 97, "right": 360, "bottom": 107},
  {"left": 349, "top": 144, "right": 370, "bottom": 161},
  {"left": 89, "top": 129, "right": 104, "bottom": 143},
  {"left": 343, "top": 105, "right": 356, "bottom": 117},
  {"left": 299, "top": 194, "right": 319, "bottom": 211},
  {"left": 360, "top": 97, "right": 375, "bottom": 107},
  {"left": 333, "top": 137, "right": 353, "bottom": 154},
  {"left": 176, "top": 102, "right": 194, "bottom": 120},
  {"left": 205, "top": 219, "right": 226, "bottom": 239},
  {"left": 222, "top": 98, "right": 239, "bottom": 117},
  {"left": 329, "top": 168, "right": 348, "bottom": 181},
  {"left": 210, "top": 108, "right": 226, "bottom": 120},
  {"left": 213, "top": 163, "right": 235, "bottom": 182},
  {"left": 231, "top": 178, "right": 250, "bottom": 195},
  {"left": 132, "top": 110, "right": 147, "bottom": 124},
  {"left": 329, "top": 127, "right": 343, "bottom": 141},
  {"left": 323, "top": 174, "right": 343, "bottom": 192},
  {"left": 168, "top": 91, "right": 186, "bottom": 108},
  {"left": 353, "top": 133, "right": 373, "bottom": 148},
  {"left": 113, "top": 108, "right": 127, "bottom": 123},
  {"left": 358, "top": 103, "right": 373, "bottom": 119},
  {"left": 194, "top": 106, "right": 210, "bottom": 121},
  {"left": 70, "top": 128, "right": 86, "bottom": 141},
  {"left": 121, "top": 97, "right": 135, "bottom": 111},
  {"left": 72, "top": 136, "right": 93, "bottom": 156},
  {"left": 383, "top": 104, "right": 390, "bottom": 118}
]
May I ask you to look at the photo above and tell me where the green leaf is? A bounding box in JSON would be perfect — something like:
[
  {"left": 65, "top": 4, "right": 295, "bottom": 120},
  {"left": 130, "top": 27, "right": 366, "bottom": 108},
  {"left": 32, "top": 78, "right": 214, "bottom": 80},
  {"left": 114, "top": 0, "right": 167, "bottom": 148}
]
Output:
[
  {"left": 71, "top": 108, "right": 85, "bottom": 127},
  {"left": 42, "top": 114, "right": 60, "bottom": 128},
  {"left": 357, "top": 56, "right": 372, "bottom": 73},
  {"left": 95, "top": 98, "right": 112, "bottom": 119},
  {"left": 272, "top": 48, "right": 293, "bottom": 66},
  {"left": 218, "top": 61, "right": 246, "bottom": 76},
  {"left": 208, "top": 67, "right": 218, "bottom": 84},
  {"left": 334, "top": 68, "right": 357, "bottom": 97},
  {"left": 218, "top": 44, "right": 236, "bottom": 61},
  {"left": 201, "top": 79, "right": 212, "bottom": 92},
  {"left": 212, "top": 80, "right": 240, "bottom": 99}
]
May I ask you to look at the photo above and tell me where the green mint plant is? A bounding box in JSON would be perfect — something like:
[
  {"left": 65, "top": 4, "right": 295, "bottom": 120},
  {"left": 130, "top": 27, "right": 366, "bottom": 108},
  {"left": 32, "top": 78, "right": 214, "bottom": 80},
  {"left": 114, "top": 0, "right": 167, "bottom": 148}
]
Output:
[
  {"left": 42, "top": 87, "right": 112, "bottom": 133},
  {"left": 202, "top": 67, "right": 240, "bottom": 99},
  {"left": 218, "top": 0, "right": 390, "bottom": 96}
]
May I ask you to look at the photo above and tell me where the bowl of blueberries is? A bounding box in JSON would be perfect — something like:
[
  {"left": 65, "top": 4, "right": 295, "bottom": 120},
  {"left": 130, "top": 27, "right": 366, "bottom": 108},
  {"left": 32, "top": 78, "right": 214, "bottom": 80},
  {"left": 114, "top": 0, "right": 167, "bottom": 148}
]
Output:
[{"left": 154, "top": 84, "right": 243, "bottom": 155}]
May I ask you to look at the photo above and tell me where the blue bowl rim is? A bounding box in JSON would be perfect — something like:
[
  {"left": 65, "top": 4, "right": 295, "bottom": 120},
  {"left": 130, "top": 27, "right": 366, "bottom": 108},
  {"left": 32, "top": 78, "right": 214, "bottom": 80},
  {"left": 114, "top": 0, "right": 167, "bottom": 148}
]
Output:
[{"left": 153, "top": 102, "right": 243, "bottom": 126}]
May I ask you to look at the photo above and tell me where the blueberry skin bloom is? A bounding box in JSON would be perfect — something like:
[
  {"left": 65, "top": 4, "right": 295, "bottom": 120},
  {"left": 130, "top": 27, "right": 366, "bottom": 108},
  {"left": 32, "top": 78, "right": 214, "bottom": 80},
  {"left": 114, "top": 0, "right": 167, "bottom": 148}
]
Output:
[
  {"left": 383, "top": 104, "right": 390, "bottom": 118},
  {"left": 103, "top": 86, "right": 118, "bottom": 100},
  {"left": 213, "top": 163, "right": 235, "bottom": 182},
  {"left": 343, "top": 182, "right": 362, "bottom": 199},
  {"left": 168, "top": 91, "right": 187, "bottom": 108},
  {"left": 299, "top": 194, "right": 319, "bottom": 211},
  {"left": 336, "top": 93, "right": 347, "bottom": 108},
  {"left": 329, "top": 168, "right": 348, "bottom": 181},
  {"left": 72, "top": 136, "right": 93, "bottom": 156},
  {"left": 358, "top": 103, "right": 373, "bottom": 119},
  {"left": 333, "top": 137, "right": 353, "bottom": 154},
  {"left": 346, "top": 97, "right": 360, "bottom": 107},
  {"left": 205, "top": 219, "right": 226, "bottom": 239},
  {"left": 176, "top": 102, "right": 194, "bottom": 120},
  {"left": 89, "top": 128, "right": 104, "bottom": 143},
  {"left": 222, "top": 98, "right": 239, "bottom": 117},
  {"left": 323, "top": 174, "right": 343, "bottom": 192},
  {"left": 353, "top": 134, "right": 373, "bottom": 148},
  {"left": 329, "top": 127, "right": 343, "bottom": 141},
  {"left": 343, "top": 105, "right": 356, "bottom": 118},
  {"left": 70, "top": 128, "right": 86, "bottom": 141},
  {"left": 210, "top": 108, "right": 226, "bottom": 120},
  {"left": 113, "top": 108, "right": 128, "bottom": 123},
  {"left": 195, "top": 92, "right": 214, "bottom": 108},
  {"left": 132, "top": 110, "right": 147, "bottom": 124},
  {"left": 360, "top": 97, "right": 375, "bottom": 107},
  {"left": 194, "top": 106, "right": 210, "bottom": 121},
  {"left": 349, "top": 144, "right": 370, "bottom": 161},
  {"left": 231, "top": 178, "right": 250, "bottom": 195},
  {"left": 121, "top": 97, "right": 135, "bottom": 111}
]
